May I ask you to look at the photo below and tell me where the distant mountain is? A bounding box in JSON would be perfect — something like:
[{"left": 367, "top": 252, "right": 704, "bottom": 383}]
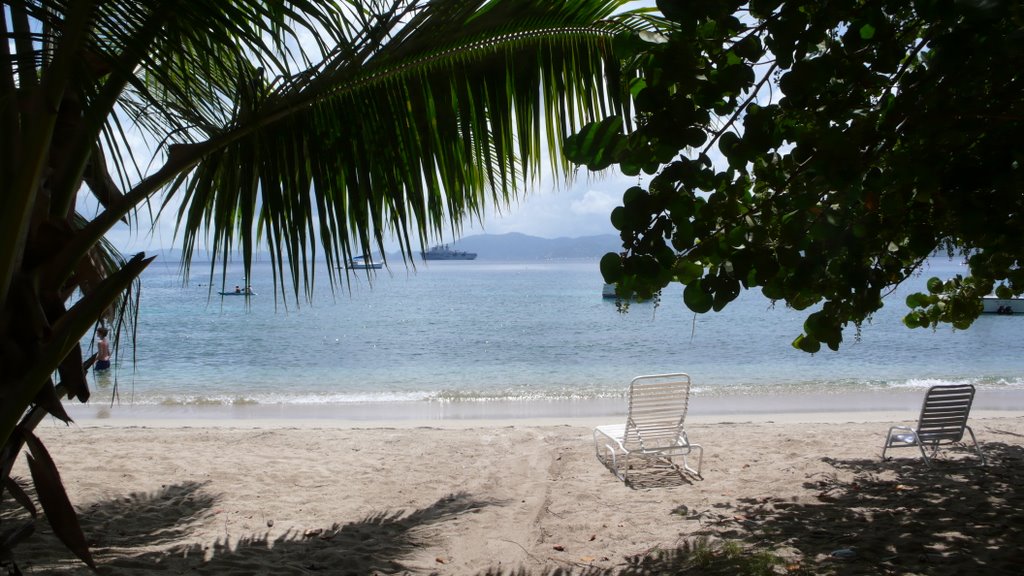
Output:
[
  {"left": 439, "top": 232, "right": 621, "bottom": 260},
  {"left": 143, "top": 233, "right": 623, "bottom": 264}
]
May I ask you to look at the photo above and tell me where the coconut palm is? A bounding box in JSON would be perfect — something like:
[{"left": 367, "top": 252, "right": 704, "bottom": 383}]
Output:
[{"left": 0, "top": 0, "right": 662, "bottom": 568}]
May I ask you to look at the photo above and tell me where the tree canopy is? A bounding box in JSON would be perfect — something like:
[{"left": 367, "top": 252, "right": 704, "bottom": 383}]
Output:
[{"left": 566, "top": 0, "right": 1023, "bottom": 352}]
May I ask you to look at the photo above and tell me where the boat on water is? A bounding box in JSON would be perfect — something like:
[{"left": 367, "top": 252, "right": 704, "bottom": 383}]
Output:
[
  {"left": 983, "top": 296, "right": 1023, "bottom": 315},
  {"left": 422, "top": 244, "right": 477, "bottom": 261},
  {"left": 219, "top": 286, "right": 256, "bottom": 296},
  {"left": 346, "top": 255, "right": 383, "bottom": 270}
]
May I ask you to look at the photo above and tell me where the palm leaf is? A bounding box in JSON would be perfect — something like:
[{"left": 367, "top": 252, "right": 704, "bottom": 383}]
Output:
[
  {"left": 0, "top": 253, "right": 153, "bottom": 453},
  {"left": 0, "top": 521, "right": 36, "bottom": 566},
  {"left": 22, "top": 431, "right": 96, "bottom": 570},
  {"left": 1, "top": 1, "right": 664, "bottom": 568},
  {"left": 2, "top": 477, "right": 36, "bottom": 518},
  {"left": 153, "top": 0, "right": 647, "bottom": 299}
]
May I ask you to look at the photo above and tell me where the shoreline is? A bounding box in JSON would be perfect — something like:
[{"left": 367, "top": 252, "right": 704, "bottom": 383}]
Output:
[{"left": 59, "top": 388, "right": 1024, "bottom": 428}]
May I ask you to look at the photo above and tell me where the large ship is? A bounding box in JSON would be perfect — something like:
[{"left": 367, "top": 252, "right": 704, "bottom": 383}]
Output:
[
  {"left": 422, "top": 244, "right": 477, "bottom": 261},
  {"left": 982, "top": 295, "right": 1023, "bottom": 314}
]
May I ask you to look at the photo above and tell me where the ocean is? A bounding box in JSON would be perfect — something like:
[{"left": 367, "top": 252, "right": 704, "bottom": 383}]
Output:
[{"left": 70, "top": 255, "right": 1024, "bottom": 421}]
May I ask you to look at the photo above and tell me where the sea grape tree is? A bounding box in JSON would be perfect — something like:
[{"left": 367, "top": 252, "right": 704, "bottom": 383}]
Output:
[{"left": 566, "top": 0, "right": 1024, "bottom": 351}]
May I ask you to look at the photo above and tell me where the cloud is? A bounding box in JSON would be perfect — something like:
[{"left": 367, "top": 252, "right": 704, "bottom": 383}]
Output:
[
  {"left": 570, "top": 189, "right": 618, "bottom": 215},
  {"left": 461, "top": 175, "right": 625, "bottom": 240}
]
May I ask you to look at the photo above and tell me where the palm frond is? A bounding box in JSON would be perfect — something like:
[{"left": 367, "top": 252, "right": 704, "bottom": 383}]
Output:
[{"left": 152, "top": 0, "right": 647, "bottom": 302}]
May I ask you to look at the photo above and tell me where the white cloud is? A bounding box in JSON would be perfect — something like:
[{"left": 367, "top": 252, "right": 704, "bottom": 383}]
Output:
[
  {"left": 570, "top": 189, "right": 618, "bottom": 215},
  {"left": 459, "top": 169, "right": 638, "bottom": 240}
]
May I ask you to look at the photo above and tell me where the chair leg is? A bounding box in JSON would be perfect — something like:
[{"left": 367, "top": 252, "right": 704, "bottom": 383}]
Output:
[
  {"left": 883, "top": 427, "right": 927, "bottom": 465},
  {"left": 964, "top": 425, "right": 986, "bottom": 467},
  {"left": 593, "top": 430, "right": 607, "bottom": 461},
  {"left": 682, "top": 444, "right": 703, "bottom": 478},
  {"left": 916, "top": 438, "right": 935, "bottom": 468},
  {"left": 663, "top": 446, "right": 703, "bottom": 479},
  {"left": 882, "top": 427, "right": 912, "bottom": 460},
  {"left": 602, "top": 446, "right": 627, "bottom": 483},
  {"left": 618, "top": 453, "right": 630, "bottom": 485},
  {"left": 882, "top": 429, "right": 899, "bottom": 460},
  {"left": 594, "top": 431, "right": 629, "bottom": 481}
]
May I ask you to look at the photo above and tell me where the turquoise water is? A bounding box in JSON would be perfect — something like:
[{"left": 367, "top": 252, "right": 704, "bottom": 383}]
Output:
[{"left": 78, "top": 256, "right": 1024, "bottom": 417}]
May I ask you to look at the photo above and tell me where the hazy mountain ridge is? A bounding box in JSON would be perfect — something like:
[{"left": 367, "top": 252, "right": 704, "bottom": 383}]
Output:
[
  {"left": 448, "top": 232, "right": 620, "bottom": 260},
  {"left": 140, "top": 233, "right": 622, "bottom": 263}
]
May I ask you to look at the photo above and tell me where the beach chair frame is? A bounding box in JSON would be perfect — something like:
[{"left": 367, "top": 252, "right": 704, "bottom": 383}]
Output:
[
  {"left": 594, "top": 373, "right": 703, "bottom": 484},
  {"left": 882, "top": 384, "right": 986, "bottom": 468}
]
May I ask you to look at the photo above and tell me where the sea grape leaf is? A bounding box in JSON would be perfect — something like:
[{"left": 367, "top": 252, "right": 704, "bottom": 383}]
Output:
[
  {"left": 792, "top": 334, "right": 820, "bottom": 353},
  {"left": 562, "top": 117, "right": 625, "bottom": 170},
  {"left": 905, "top": 292, "right": 932, "bottom": 308},
  {"left": 674, "top": 260, "right": 703, "bottom": 283},
  {"left": 600, "top": 252, "right": 624, "bottom": 282},
  {"left": 683, "top": 280, "right": 713, "bottom": 313}
]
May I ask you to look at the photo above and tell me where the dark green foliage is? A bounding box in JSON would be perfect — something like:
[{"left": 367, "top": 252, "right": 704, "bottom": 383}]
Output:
[{"left": 568, "top": 0, "right": 1024, "bottom": 350}]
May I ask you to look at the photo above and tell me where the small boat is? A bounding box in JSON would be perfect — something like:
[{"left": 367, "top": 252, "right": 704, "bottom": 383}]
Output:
[
  {"left": 602, "top": 283, "right": 647, "bottom": 302},
  {"left": 219, "top": 287, "right": 256, "bottom": 296},
  {"left": 422, "top": 244, "right": 477, "bottom": 261},
  {"left": 982, "top": 296, "right": 1023, "bottom": 315},
  {"left": 346, "top": 255, "right": 383, "bottom": 270},
  {"left": 602, "top": 283, "right": 617, "bottom": 298}
]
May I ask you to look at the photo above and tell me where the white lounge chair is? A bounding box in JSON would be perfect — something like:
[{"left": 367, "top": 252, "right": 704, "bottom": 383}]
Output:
[
  {"left": 882, "top": 383, "right": 985, "bottom": 468},
  {"left": 594, "top": 373, "right": 703, "bottom": 484}
]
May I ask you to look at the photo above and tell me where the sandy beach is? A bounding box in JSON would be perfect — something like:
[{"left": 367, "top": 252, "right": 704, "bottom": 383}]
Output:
[{"left": 6, "top": 411, "right": 1024, "bottom": 575}]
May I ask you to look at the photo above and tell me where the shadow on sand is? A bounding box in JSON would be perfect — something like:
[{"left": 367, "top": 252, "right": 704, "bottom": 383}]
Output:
[
  {"left": 166, "top": 492, "right": 492, "bottom": 575},
  {"left": 9, "top": 432, "right": 1024, "bottom": 575},
  {"left": 12, "top": 486, "right": 492, "bottom": 575},
  {"left": 693, "top": 435, "right": 1024, "bottom": 575}
]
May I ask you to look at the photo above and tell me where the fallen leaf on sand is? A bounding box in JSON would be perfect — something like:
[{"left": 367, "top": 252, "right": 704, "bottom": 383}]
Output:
[
  {"left": 553, "top": 545, "right": 565, "bottom": 551},
  {"left": 436, "top": 557, "right": 446, "bottom": 564}
]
